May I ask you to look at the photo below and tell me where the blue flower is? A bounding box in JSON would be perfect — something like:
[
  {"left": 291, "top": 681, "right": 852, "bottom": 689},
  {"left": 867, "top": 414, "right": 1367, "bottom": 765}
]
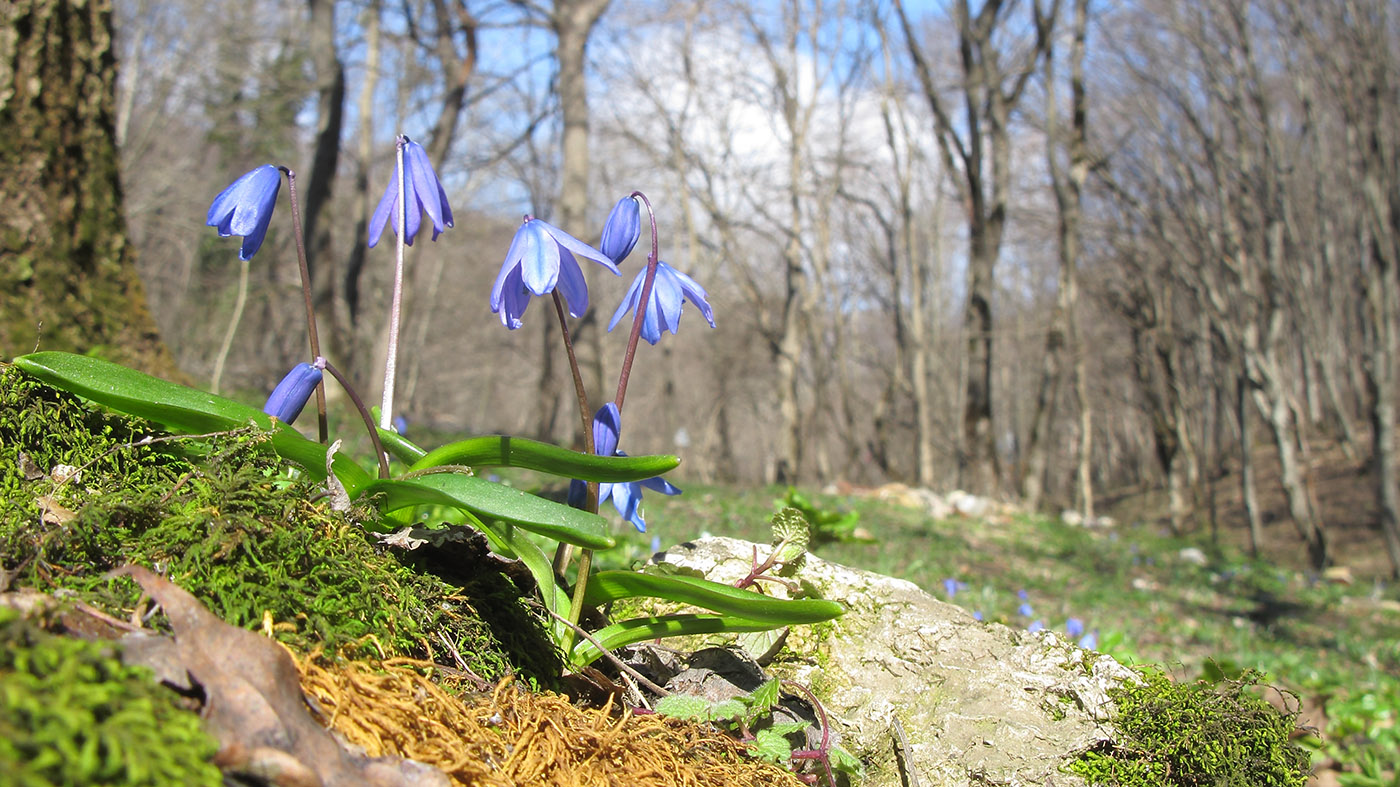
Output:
[
  {"left": 608, "top": 262, "right": 716, "bottom": 345},
  {"left": 973, "top": 610, "right": 984, "bottom": 621},
  {"left": 1065, "top": 617, "right": 1085, "bottom": 639},
  {"left": 1028, "top": 620, "right": 1045, "bottom": 633},
  {"left": 263, "top": 360, "right": 323, "bottom": 424},
  {"left": 491, "top": 217, "right": 620, "bottom": 329},
  {"left": 943, "top": 578, "right": 965, "bottom": 599},
  {"left": 1078, "top": 630, "right": 1098, "bottom": 650},
  {"left": 568, "top": 403, "right": 681, "bottom": 532},
  {"left": 207, "top": 165, "right": 281, "bottom": 261},
  {"left": 1018, "top": 602, "right": 1034, "bottom": 617},
  {"left": 599, "top": 196, "right": 641, "bottom": 264},
  {"left": 368, "top": 137, "right": 453, "bottom": 247}
]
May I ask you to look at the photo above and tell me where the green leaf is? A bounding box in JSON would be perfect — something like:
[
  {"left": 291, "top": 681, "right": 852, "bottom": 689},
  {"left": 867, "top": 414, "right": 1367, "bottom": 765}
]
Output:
[
  {"left": 654, "top": 694, "right": 714, "bottom": 721},
  {"left": 747, "top": 678, "right": 782, "bottom": 721},
  {"left": 470, "top": 517, "right": 571, "bottom": 630},
  {"left": 361, "top": 473, "right": 615, "bottom": 549},
  {"left": 708, "top": 699, "right": 748, "bottom": 722},
  {"left": 569, "top": 613, "right": 813, "bottom": 668},
  {"left": 376, "top": 426, "right": 427, "bottom": 463},
  {"left": 770, "top": 507, "right": 810, "bottom": 563},
  {"left": 750, "top": 729, "right": 794, "bottom": 763},
  {"left": 13, "top": 352, "right": 371, "bottom": 495},
  {"left": 580, "top": 570, "right": 843, "bottom": 625},
  {"left": 765, "top": 721, "right": 813, "bottom": 737},
  {"left": 410, "top": 435, "right": 680, "bottom": 482}
]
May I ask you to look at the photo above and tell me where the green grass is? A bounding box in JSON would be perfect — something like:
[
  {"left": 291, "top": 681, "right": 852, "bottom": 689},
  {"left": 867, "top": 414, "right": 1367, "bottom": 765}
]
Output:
[{"left": 610, "top": 482, "right": 1400, "bottom": 786}]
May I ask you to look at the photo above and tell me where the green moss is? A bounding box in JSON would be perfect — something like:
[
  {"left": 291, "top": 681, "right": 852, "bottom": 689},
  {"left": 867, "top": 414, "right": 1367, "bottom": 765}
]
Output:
[
  {"left": 0, "top": 608, "right": 222, "bottom": 787},
  {"left": 1068, "top": 667, "right": 1310, "bottom": 787},
  {"left": 0, "top": 365, "right": 560, "bottom": 685}
]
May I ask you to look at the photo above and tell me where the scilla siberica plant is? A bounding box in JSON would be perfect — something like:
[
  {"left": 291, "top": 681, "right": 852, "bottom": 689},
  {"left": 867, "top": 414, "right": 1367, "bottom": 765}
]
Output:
[{"left": 15, "top": 145, "right": 841, "bottom": 673}]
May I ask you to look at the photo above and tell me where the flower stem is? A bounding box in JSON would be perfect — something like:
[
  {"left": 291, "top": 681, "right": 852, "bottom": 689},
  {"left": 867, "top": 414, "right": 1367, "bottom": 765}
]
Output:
[
  {"left": 550, "top": 289, "right": 598, "bottom": 633},
  {"left": 614, "top": 191, "right": 660, "bottom": 413},
  {"left": 381, "top": 135, "right": 407, "bottom": 431},
  {"left": 282, "top": 168, "right": 329, "bottom": 444},
  {"left": 320, "top": 358, "right": 391, "bottom": 480},
  {"left": 210, "top": 258, "right": 249, "bottom": 395}
]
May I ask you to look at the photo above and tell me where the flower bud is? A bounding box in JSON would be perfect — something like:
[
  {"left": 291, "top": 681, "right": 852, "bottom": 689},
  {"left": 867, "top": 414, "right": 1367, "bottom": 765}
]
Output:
[
  {"left": 599, "top": 196, "right": 641, "bottom": 264},
  {"left": 263, "top": 362, "right": 323, "bottom": 424}
]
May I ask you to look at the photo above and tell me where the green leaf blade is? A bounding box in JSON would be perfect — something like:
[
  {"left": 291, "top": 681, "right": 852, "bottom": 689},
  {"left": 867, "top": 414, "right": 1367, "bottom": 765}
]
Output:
[
  {"left": 581, "top": 570, "right": 843, "bottom": 625},
  {"left": 362, "top": 474, "right": 615, "bottom": 549},
  {"left": 410, "top": 435, "right": 680, "bottom": 482}
]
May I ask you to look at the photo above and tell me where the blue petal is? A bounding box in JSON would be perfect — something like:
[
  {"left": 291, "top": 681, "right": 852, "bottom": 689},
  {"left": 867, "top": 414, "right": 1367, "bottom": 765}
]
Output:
[
  {"left": 207, "top": 165, "right": 280, "bottom": 260},
  {"left": 520, "top": 221, "right": 560, "bottom": 296},
  {"left": 539, "top": 220, "right": 621, "bottom": 276},
  {"left": 610, "top": 481, "right": 646, "bottom": 532},
  {"left": 640, "top": 475, "right": 682, "bottom": 496},
  {"left": 608, "top": 268, "right": 646, "bottom": 333},
  {"left": 491, "top": 226, "right": 530, "bottom": 312},
  {"left": 556, "top": 250, "right": 590, "bottom": 317},
  {"left": 368, "top": 175, "right": 397, "bottom": 248},
  {"left": 495, "top": 266, "right": 530, "bottom": 329},
  {"left": 592, "top": 403, "right": 621, "bottom": 457},
  {"left": 405, "top": 141, "right": 450, "bottom": 239},
  {"left": 671, "top": 265, "right": 717, "bottom": 328},
  {"left": 651, "top": 264, "right": 685, "bottom": 337}
]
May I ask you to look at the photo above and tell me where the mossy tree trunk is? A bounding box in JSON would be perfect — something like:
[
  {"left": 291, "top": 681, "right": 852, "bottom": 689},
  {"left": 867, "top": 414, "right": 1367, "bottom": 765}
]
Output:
[{"left": 0, "top": 0, "right": 176, "bottom": 375}]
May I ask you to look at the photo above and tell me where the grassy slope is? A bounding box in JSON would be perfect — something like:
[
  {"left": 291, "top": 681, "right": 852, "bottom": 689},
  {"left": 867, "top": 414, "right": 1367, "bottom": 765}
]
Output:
[{"left": 608, "top": 482, "right": 1400, "bottom": 786}]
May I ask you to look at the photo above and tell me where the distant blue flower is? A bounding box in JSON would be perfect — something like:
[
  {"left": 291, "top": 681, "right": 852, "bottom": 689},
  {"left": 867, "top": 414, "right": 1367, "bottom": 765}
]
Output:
[
  {"left": 491, "top": 217, "right": 620, "bottom": 329},
  {"left": 1017, "top": 589, "right": 1029, "bottom": 601},
  {"left": 263, "top": 360, "right": 323, "bottom": 424},
  {"left": 973, "top": 610, "right": 984, "bottom": 621},
  {"left": 568, "top": 403, "right": 681, "bottom": 532},
  {"left": 650, "top": 535, "right": 662, "bottom": 554},
  {"left": 1078, "top": 630, "right": 1098, "bottom": 650},
  {"left": 1018, "top": 602, "right": 1034, "bottom": 617},
  {"left": 608, "top": 262, "right": 716, "bottom": 345},
  {"left": 207, "top": 165, "right": 281, "bottom": 261},
  {"left": 368, "top": 136, "right": 453, "bottom": 247},
  {"left": 943, "top": 578, "right": 965, "bottom": 599},
  {"left": 599, "top": 196, "right": 641, "bottom": 264},
  {"left": 1066, "top": 618, "right": 1085, "bottom": 639},
  {"left": 1028, "top": 620, "right": 1045, "bottom": 633}
]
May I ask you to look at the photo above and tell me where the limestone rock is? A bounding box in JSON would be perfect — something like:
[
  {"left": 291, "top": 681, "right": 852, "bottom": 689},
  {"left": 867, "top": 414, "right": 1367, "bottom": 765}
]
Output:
[{"left": 651, "top": 537, "right": 1138, "bottom": 787}]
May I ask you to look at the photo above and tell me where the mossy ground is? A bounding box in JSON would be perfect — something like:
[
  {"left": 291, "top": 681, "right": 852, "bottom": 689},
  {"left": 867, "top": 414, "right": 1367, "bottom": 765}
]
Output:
[
  {"left": 0, "top": 363, "right": 559, "bottom": 681},
  {"left": 0, "top": 362, "right": 572, "bottom": 780},
  {"left": 0, "top": 607, "right": 223, "bottom": 787},
  {"left": 1068, "top": 666, "right": 1311, "bottom": 787}
]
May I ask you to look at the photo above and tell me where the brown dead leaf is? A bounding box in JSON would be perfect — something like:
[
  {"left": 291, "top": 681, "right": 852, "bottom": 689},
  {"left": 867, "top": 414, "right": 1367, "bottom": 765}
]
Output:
[
  {"left": 35, "top": 495, "right": 75, "bottom": 525},
  {"left": 111, "top": 565, "right": 448, "bottom": 787}
]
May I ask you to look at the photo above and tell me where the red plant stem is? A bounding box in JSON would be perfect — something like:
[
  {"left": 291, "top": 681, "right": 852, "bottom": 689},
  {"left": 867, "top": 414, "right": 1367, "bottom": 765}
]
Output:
[
  {"left": 614, "top": 191, "right": 660, "bottom": 413},
  {"left": 281, "top": 167, "right": 328, "bottom": 445}
]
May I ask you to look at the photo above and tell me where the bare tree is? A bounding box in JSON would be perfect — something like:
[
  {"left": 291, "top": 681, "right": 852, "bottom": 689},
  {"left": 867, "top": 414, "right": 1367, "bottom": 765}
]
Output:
[{"left": 893, "top": 0, "right": 1055, "bottom": 494}]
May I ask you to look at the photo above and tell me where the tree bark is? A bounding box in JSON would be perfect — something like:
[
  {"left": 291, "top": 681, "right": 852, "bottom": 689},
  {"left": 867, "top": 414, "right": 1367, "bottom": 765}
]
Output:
[{"left": 0, "top": 0, "right": 175, "bottom": 375}]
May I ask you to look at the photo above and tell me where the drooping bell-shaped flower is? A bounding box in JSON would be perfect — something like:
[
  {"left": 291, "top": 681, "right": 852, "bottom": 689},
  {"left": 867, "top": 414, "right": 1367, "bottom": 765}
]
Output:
[
  {"left": 262, "top": 360, "right": 324, "bottom": 424},
  {"left": 567, "top": 402, "right": 681, "bottom": 532},
  {"left": 608, "top": 261, "right": 716, "bottom": 345},
  {"left": 368, "top": 136, "right": 454, "bottom": 247},
  {"left": 599, "top": 195, "right": 641, "bottom": 265},
  {"left": 207, "top": 165, "right": 282, "bottom": 261},
  {"left": 491, "top": 216, "right": 620, "bottom": 329}
]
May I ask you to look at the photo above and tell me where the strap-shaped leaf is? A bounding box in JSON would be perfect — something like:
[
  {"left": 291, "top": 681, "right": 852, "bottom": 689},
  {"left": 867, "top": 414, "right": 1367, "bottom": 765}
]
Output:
[
  {"left": 469, "top": 516, "right": 572, "bottom": 636},
  {"left": 569, "top": 613, "right": 801, "bottom": 667},
  {"left": 361, "top": 473, "right": 615, "bottom": 549},
  {"left": 581, "top": 570, "right": 843, "bottom": 624},
  {"left": 410, "top": 435, "right": 680, "bottom": 482},
  {"left": 13, "top": 352, "right": 371, "bottom": 495},
  {"left": 376, "top": 426, "right": 427, "bottom": 463}
]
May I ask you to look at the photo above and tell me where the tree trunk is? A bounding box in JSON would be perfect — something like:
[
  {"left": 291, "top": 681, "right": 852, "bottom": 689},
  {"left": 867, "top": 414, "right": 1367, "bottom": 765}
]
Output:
[{"left": 0, "top": 0, "right": 175, "bottom": 376}]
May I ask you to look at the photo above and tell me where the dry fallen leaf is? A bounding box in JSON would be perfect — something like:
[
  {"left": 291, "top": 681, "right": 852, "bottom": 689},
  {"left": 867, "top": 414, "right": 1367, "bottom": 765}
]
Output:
[{"left": 111, "top": 565, "right": 449, "bottom": 787}]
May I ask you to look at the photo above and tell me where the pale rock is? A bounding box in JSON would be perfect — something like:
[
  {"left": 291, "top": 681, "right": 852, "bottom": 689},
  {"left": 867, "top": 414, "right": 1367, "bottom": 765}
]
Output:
[
  {"left": 650, "top": 537, "right": 1139, "bottom": 787},
  {"left": 1178, "top": 547, "right": 1209, "bottom": 566}
]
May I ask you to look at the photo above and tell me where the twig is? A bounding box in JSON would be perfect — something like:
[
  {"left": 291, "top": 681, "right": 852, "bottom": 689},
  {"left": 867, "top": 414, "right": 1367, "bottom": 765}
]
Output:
[
  {"left": 541, "top": 606, "right": 671, "bottom": 697},
  {"left": 891, "top": 714, "right": 921, "bottom": 787}
]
